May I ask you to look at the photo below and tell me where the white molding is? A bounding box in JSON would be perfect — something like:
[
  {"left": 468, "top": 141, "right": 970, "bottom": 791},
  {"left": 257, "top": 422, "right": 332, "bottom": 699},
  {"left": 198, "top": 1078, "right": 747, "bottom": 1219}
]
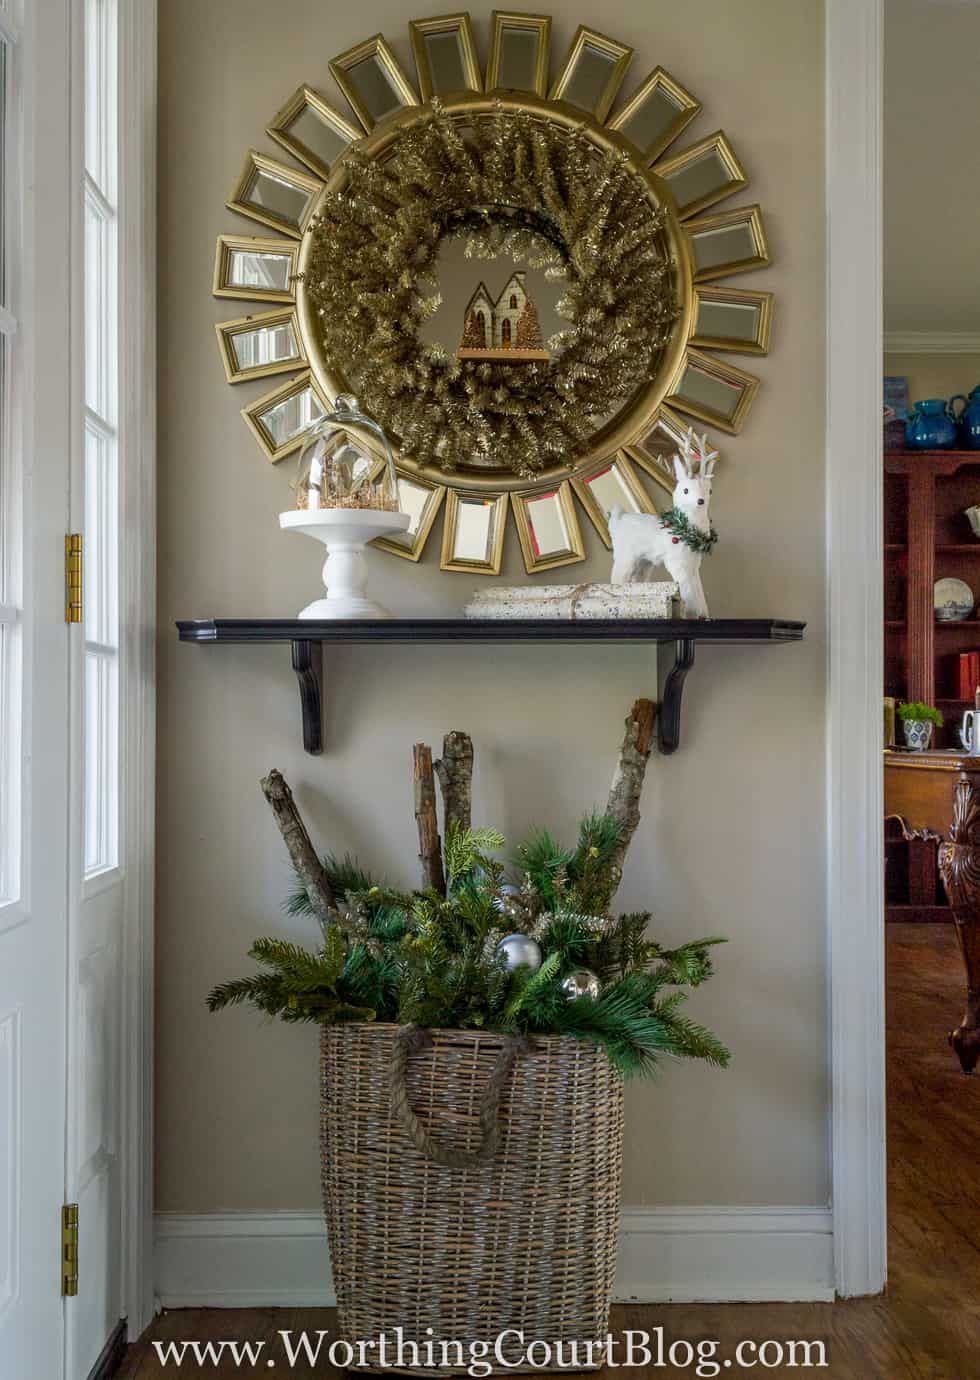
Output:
[
  {"left": 884, "top": 330, "right": 980, "bottom": 355},
  {"left": 117, "top": 0, "right": 157, "bottom": 1343},
  {"left": 826, "top": 0, "right": 887, "bottom": 1298},
  {"left": 154, "top": 1207, "right": 835, "bottom": 1309}
]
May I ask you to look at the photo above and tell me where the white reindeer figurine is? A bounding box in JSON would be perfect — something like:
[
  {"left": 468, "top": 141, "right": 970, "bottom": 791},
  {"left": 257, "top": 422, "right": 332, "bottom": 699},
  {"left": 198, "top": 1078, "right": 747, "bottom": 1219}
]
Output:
[{"left": 609, "top": 428, "right": 718, "bottom": 619}]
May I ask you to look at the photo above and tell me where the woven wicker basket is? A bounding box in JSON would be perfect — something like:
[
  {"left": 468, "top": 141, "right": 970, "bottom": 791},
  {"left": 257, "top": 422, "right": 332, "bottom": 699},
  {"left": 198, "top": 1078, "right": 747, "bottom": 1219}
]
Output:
[{"left": 320, "top": 1023, "right": 624, "bottom": 1375}]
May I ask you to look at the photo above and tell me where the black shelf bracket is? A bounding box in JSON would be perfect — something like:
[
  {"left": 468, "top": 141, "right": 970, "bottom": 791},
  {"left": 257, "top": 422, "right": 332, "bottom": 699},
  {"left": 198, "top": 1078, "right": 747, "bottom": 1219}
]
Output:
[
  {"left": 176, "top": 618, "right": 804, "bottom": 757},
  {"left": 291, "top": 639, "right": 323, "bottom": 755},
  {"left": 657, "top": 638, "right": 696, "bottom": 755}
]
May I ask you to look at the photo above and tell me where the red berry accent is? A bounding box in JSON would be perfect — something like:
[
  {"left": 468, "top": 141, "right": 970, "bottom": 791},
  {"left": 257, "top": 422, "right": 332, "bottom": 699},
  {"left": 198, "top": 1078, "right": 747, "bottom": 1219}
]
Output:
[{"left": 672, "top": 536, "right": 680, "bottom": 544}]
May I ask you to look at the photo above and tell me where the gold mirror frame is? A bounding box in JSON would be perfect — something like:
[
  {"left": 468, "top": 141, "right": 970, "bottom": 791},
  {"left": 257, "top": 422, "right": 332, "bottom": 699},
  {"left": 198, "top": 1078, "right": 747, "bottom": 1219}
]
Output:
[
  {"left": 295, "top": 90, "right": 694, "bottom": 496},
  {"left": 214, "top": 13, "right": 775, "bottom": 572}
]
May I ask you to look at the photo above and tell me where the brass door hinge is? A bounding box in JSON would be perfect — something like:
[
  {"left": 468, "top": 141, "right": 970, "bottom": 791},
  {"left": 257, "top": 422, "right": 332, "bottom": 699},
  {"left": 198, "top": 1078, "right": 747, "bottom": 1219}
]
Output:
[
  {"left": 65, "top": 534, "right": 82, "bottom": 624},
  {"left": 61, "top": 1203, "right": 78, "bottom": 1297}
]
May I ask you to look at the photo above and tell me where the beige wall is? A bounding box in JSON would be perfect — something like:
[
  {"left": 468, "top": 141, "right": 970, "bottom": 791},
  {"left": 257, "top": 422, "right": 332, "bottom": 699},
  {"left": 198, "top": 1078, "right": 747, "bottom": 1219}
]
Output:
[
  {"left": 885, "top": 0, "right": 980, "bottom": 334},
  {"left": 157, "top": 0, "right": 827, "bottom": 1212},
  {"left": 885, "top": 354, "right": 980, "bottom": 411}
]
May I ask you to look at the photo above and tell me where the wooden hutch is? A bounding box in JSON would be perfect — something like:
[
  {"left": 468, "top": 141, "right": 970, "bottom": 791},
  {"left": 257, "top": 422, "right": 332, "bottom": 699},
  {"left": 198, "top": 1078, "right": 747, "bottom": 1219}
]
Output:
[{"left": 885, "top": 449, "right": 980, "bottom": 921}]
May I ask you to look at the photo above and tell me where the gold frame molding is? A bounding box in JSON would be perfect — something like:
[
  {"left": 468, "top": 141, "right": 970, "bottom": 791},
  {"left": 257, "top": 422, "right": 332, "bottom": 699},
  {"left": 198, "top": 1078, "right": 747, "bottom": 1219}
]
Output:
[
  {"left": 486, "top": 11, "right": 552, "bottom": 96},
  {"left": 266, "top": 85, "right": 361, "bottom": 179},
  {"left": 684, "top": 203, "right": 770, "bottom": 282},
  {"left": 329, "top": 33, "right": 420, "bottom": 133},
  {"left": 410, "top": 14, "right": 483, "bottom": 100},
  {"left": 511, "top": 481, "right": 586, "bottom": 573},
  {"left": 214, "top": 307, "right": 307, "bottom": 384},
  {"left": 607, "top": 66, "right": 701, "bottom": 165},
  {"left": 440, "top": 490, "right": 510, "bottom": 574},
  {"left": 571, "top": 453, "right": 656, "bottom": 549},
  {"left": 668, "top": 347, "right": 760, "bottom": 436},
  {"left": 373, "top": 473, "right": 447, "bottom": 561},
  {"left": 212, "top": 235, "right": 299, "bottom": 303},
  {"left": 690, "top": 284, "right": 773, "bottom": 355},
  {"left": 226, "top": 150, "right": 323, "bottom": 239},
  {"left": 654, "top": 130, "right": 747, "bottom": 220},
  {"left": 549, "top": 25, "right": 632, "bottom": 122},
  {"left": 240, "top": 370, "right": 330, "bottom": 464}
]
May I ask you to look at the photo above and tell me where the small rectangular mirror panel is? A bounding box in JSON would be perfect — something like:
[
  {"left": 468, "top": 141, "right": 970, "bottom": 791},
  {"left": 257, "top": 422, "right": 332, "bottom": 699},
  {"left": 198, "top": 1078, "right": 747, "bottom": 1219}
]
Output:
[
  {"left": 550, "top": 27, "right": 631, "bottom": 121},
  {"left": 487, "top": 14, "right": 551, "bottom": 95},
  {"left": 213, "top": 236, "right": 299, "bottom": 302},
  {"left": 215, "top": 309, "right": 305, "bottom": 383},
  {"left": 691, "top": 286, "right": 772, "bottom": 354},
  {"left": 684, "top": 206, "right": 769, "bottom": 282},
  {"left": 655, "top": 133, "right": 745, "bottom": 219},
  {"left": 608, "top": 68, "right": 700, "bottom": 163},
  {"left": 668, "top": 349, "right": 759, "bottom": 434},
  {"left": 441, "top": 492, "right": 509, "bottom": 573},
  {"left": 512, "top": 482, "right": 585, "bottom": 572},
  {"left": 242, "top": 373, "right": 328, "bottom": 461},
  {"left": 373, "top": 476, "right": 446, "bottom": 560}
]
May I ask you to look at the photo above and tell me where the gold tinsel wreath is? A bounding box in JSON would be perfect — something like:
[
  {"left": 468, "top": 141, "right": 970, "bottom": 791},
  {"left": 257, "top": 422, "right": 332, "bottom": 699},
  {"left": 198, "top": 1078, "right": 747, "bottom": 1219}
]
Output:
[{"left": 304, "top": 104, "right": 679, "bottom": 480}]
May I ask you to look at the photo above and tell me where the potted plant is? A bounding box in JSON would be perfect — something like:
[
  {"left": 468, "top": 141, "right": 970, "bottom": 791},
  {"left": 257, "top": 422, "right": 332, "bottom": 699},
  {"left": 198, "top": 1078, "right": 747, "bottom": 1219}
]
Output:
[
  {"left": 208, "top": 714, "right": 729, "bottom": 1374},
  {"left": 897, "top": 700, "right": 943, "bottom": 751}
]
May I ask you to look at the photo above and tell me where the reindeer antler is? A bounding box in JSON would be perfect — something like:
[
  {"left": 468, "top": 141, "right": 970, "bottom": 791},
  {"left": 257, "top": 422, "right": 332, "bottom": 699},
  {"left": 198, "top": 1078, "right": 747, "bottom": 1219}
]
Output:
[
  {"left": 677, "top": 426, "right": 720, "bottom": 476},
  {"left": 675, "top": 426, "right": 699, "bottom": 477},
  {"left": 696, "top": 430, "right": 719, "bottom": 477}
]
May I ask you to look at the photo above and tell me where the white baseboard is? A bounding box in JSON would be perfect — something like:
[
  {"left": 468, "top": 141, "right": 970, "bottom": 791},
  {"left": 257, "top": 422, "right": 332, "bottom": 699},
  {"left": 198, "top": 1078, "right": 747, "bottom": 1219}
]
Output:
[{"left": 154, "top": 1206, "right": 834, "bottom": 1309}]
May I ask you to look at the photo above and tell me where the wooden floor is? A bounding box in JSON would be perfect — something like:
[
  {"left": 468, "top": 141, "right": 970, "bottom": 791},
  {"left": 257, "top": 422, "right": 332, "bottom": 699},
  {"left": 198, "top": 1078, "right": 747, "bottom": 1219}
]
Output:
[{"left": 119, "top": 924, "right": 980, "bottom": 1378}]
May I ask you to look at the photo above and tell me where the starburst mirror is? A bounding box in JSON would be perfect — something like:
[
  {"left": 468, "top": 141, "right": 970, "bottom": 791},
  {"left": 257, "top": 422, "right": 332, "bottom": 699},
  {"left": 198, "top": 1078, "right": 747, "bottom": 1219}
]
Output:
[{"left": 214, "top": 16, "right": 773, "bottom": 574}]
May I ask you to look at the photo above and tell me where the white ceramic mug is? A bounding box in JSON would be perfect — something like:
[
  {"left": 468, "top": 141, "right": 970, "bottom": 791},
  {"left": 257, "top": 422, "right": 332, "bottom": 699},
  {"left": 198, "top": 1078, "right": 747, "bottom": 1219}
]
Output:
[
  {"left": 961, "top": 709, "right": 980, "bottom": 753},
  {"left": 965, "top": 505, "right": 980, "bottom": 538}
]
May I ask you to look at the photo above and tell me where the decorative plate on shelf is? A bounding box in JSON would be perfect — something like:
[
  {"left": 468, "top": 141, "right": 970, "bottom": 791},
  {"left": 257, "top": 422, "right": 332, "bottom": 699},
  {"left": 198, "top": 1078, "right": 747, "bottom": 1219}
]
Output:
[{"left": 935, "top": 577, "right": 975, "bottom": 622}]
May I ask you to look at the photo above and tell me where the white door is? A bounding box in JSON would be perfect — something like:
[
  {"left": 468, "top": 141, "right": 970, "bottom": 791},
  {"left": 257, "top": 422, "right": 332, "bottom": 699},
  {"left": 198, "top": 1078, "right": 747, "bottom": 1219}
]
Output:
[
  {"left": 66, "top": 0, "right": 133, "bottom": 1372},
  {"left": 1, "top": 0, "right": 153, "bottom": 1374},
  {"left": 0, "top": 0, "right": 71, "bottom": 1374}
]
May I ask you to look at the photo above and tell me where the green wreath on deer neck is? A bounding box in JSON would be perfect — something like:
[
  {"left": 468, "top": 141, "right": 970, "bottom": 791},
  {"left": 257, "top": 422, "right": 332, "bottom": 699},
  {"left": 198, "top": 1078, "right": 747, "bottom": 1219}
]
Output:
[{"left": 303, "top": 104, "right": 678, "bottom": 481}]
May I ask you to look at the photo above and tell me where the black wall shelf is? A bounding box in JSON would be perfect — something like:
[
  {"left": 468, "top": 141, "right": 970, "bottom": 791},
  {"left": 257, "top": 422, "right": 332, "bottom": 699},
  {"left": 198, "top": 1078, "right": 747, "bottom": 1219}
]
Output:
[{"left": 177, "top": 617, "right": 805, "bottom": 757}]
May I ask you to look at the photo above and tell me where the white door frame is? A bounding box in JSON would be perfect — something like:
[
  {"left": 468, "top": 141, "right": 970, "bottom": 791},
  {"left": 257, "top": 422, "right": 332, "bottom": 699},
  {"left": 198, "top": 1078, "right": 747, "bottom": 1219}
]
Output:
[
  {"left": 115, "top": 0, "right": 157, "bottom": 1341},
  {"left": 826, "top": 0, "right": 887, "bottom": 1298}
]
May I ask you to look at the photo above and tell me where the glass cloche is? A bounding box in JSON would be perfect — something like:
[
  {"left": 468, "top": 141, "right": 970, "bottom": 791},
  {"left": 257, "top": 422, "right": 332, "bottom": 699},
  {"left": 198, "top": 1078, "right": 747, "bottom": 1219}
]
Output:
[{"left": 294, "top": 394, "right": 399, "bottom": 512}]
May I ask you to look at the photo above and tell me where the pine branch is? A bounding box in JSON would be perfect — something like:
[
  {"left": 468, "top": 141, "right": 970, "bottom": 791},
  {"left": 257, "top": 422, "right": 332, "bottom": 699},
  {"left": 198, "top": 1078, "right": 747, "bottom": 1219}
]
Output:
[
  {"left": 515, "top": 828, "right": 573, "bottom": 909},
  {"left": 444, "top": 822, "right": 505, "bottom": 887}
]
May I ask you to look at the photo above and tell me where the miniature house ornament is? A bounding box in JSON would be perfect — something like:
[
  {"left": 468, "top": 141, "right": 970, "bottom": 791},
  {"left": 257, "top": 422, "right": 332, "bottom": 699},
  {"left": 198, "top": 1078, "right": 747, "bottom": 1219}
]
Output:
[
  {"left": 280, "top": 395, "right": 409, "bottom": 619},
  {"left": 609, "top": 427, "right": 719, "bottom": 618}
]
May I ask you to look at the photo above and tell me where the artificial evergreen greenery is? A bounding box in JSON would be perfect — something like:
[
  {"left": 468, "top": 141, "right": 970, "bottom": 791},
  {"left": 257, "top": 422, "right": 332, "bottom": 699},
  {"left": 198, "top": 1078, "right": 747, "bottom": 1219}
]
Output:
[{"left": 208, "top": 815, "right": 729, "bottom": 1081}]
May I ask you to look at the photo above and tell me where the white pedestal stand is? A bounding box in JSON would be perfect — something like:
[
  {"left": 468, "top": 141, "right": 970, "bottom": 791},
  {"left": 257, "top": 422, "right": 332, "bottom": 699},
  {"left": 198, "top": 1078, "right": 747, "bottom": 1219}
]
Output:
[{"left": 279, "top": 508, "right": 411, "bottom": 619}]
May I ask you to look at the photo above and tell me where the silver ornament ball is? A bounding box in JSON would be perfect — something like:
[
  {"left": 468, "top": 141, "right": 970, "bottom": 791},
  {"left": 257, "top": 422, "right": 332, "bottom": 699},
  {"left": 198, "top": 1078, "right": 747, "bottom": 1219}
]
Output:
[
  {"left": 560, "top": 968, "right": 601, "bottom": 1001},
  {"left": 495, "top": 933, "right": 542, "bottom": 972}
]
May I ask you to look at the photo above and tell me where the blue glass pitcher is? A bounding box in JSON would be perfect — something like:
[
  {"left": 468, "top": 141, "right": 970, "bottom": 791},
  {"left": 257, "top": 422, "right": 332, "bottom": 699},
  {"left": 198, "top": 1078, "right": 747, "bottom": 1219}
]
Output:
[
  {"left": 905, "top": 398, "right": 959, "bottom": 449},
  {"left": 956, "top": 386, "right": 980, "bottom": 450}
]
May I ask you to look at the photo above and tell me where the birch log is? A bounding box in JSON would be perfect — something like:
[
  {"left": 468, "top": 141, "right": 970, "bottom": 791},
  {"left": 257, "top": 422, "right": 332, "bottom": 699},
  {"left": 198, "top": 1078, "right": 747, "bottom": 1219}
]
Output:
[
  {"left": 260, "top": 769, "right": 335, "bottom": 923},
  {"left": 414, "top": 743, "right": 446, "bottom": 894},
  {"left": 434, "top": 730, "right": 474, "bottom": 838},
  {"left": 605, "top": 698, "right": 658, "bottom": 883}
]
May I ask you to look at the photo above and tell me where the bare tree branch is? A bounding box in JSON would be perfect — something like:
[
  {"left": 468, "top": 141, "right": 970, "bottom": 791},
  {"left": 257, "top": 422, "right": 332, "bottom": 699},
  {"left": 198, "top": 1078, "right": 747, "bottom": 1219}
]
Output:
[
  {"left": 414, "top": 743, "right": 445, "bottom": 894},
  {"left": 260, "top": 769, "right": 335, "bottom": 924},
  {"left": 434, "top": 730, "right": 474, "bottom": 838},
  {"left": 605, "top": 698, "right": 658, "bottom": 885}
]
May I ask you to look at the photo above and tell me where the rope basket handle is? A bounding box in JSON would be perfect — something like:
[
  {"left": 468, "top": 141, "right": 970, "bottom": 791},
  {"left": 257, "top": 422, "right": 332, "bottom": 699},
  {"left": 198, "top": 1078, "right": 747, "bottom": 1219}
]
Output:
[{"left": 389, "top": 1024, "right": 532, "bottom": 1170}]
